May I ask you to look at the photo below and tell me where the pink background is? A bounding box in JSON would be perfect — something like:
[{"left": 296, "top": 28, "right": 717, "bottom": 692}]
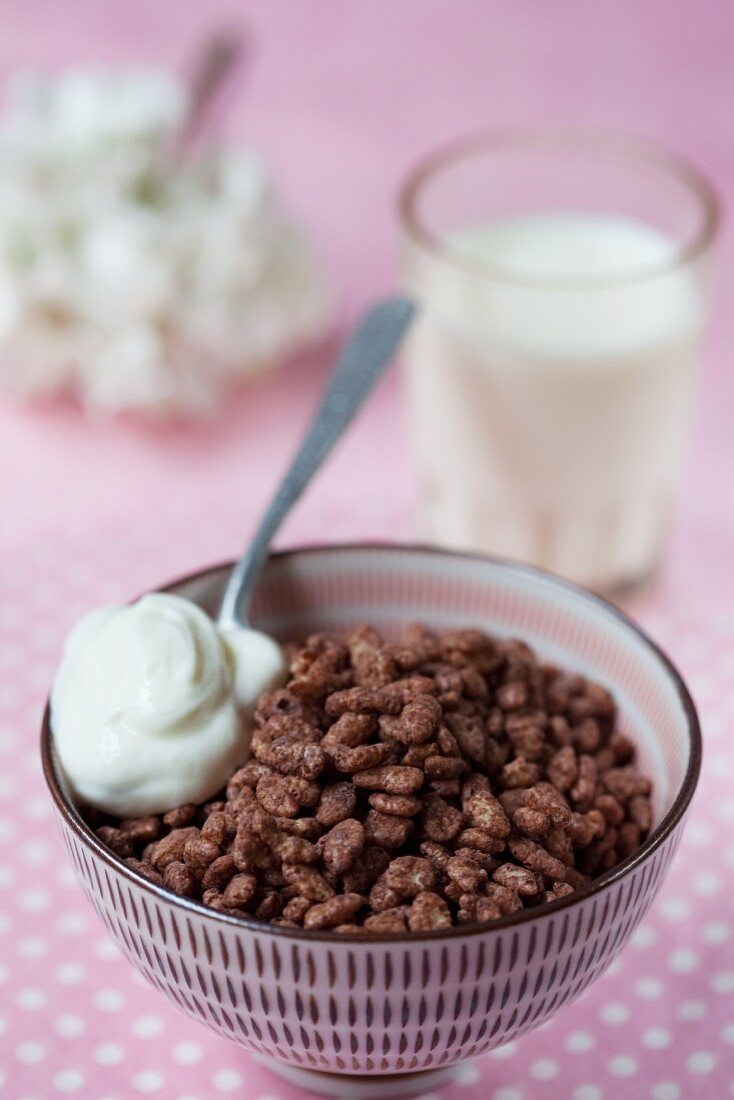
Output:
[{"left": 1, "top": 2, "right": 733, "bottom": 1098}]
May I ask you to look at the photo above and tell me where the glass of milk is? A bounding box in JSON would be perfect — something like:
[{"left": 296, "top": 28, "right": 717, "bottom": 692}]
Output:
[{"left": 399, "top": 127, "right": 719, "bottom": 594}]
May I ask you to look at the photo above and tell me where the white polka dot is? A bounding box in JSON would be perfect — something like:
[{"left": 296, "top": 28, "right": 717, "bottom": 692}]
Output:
[
  {"left": 722, "top": 1022, "right": 734, "bottom": 1044},
  {"left": 15, "top": 987, "right": 46, "bottom": 1010},
  {"left": 489, "top": 1040, "right": 517, "bottom": 1059},
  {"left": 703, "top": 921, "right": 731, "bottom": 944},
  {"left": 56, "top": 864, "right": 76, "bottom": 886},
  {"left": 21, "top": 839, "right": 51, "bottom": 863},
  {"left": 133, "top": 1072, "right": 164, "bottom": 1093},
  {"left": 455, "top": 1062, "right": 480, "bottom": 1085},
  {"left": 19, "top": 887, "right": 50, "bottom": 911},
  {"left": 171, "top": 1042, "right": 203, "bottom": 1065},
  {"left": 605, "top": 957, "right": 623, "bottom": 976},
  {"left": 651, "top": 1085, "right": 681, "bottom": 1100},
  {"left": 212, "top": 1071, "right": 243, "bottom": 1092},
  {"left": 608, "top": 1056, "right": 638, "bottom": 1078},
  {"left": 573, "top": 1088, "right": 603, "bottom": 1100},
  {"left": 0, "top": 866, "right": 15, "bottom": 887},
  {"left": 55, "top": 962, "right": 87, "bottom": 984},
  {"left": 93, "top": 937, "right": 120, "bottom": 960},
  {"left": 712, "top": 972, "right": 734, "bottom": 994},
  {"left": 132, "top": 1015, "right": 164, "bottom": 1039},
  {"left": 600, "top": 1002, "right": 630, "bottom": 1025},
  {"left": 0, "top": 1018, "right": 5, "bottom": 1035},
  {"left": 54, "top": 1015, "right": 86, "bottom": 1038},
  {"left": 660, "top": 897, "right": 690, "bottom": 922},
  {"left": 692, "top": 871, "right": 722, "bottom": 896},
  {"left": 684, "top": 819, "right": 713, "bottom": 846},
  {"left": 494, "top": 1090, "right": 523, "bottom": 1100},
  {"left": 635, "top": 978, "right": 664, "bottom": 999},
  {"left": 643, "top": 1028, "right": 672, "bottom": 1049},
  {"left": 94, "top": 1044, "right": 124, "bottom": 1066},
  {"left": 530, "top": 1060, "right": 559, "bottom": 1081},
  {"left": 0, "top": 912, "right": 12, "bottom": 933},
  {"left": 678, "top": 1000, "right": 707, "bottom": 1021},
  {"left": 0, "top": 817, "right": 17, "bottom": 841},
  {"left": 565, "top": 1031, "right": 596, "bottom": 1053},
  {"left": 687, "top": 1052, "right": 716, "bottom": 1074},
  {"left": 669, "top": 948, "right": 697, "bottom": 973},
  {"left": 631, "top": 924, "right": 657, "bottom": 949},
  {"left": 15, "top": 1042, "right": 45, "bottom": 1065},
  {"left": 53, "top": 1070, "right": 85, "bottom": 1093},
  {"left": 94, "top": 988, "right": 125, "bottom": 1012},
  {"left": 23, "top": 795, "right": 51, "bottom": 821},
  {"left": 17, "top": 936, "right": 48, "bottom": 959},
  {"left": 56, "top": 912, "right": 88, "bottom": 935},
  {"left": 0, "top": 964, "right": 9, "bottom": 983}
]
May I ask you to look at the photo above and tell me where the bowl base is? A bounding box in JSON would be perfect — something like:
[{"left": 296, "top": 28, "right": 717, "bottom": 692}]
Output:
[{"left": 254, "top": 1055, "right": 463, "bottom": 1097}]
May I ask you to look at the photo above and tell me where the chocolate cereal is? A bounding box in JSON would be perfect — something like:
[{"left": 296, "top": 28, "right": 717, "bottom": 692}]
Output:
[{"left": 88, "top": 623, "right": 653, "bottom": 932}]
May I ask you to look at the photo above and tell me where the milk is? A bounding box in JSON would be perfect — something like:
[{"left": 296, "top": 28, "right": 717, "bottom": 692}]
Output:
[{"left": 403, "top": 213, "right": 707, "bottom": 591}]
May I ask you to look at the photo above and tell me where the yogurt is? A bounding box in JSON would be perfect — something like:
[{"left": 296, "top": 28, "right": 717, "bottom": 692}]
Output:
[{"left": 51, "top": 593, "right": 286, "bottom": 816}]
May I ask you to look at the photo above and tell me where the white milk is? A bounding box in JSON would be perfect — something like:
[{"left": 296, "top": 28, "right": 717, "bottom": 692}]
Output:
[{"left": 403, "top": 213, "right": 707, "bottom": 591}]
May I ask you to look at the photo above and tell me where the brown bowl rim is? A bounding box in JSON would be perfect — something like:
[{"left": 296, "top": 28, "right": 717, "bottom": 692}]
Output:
[{"left": 41, "top": 542, "right": 702, "bottom": 944}]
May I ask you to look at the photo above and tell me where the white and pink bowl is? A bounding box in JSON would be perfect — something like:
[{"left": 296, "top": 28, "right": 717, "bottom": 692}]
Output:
[{"left": 42, "top": 545, "right": 701, "bottom": 1098}]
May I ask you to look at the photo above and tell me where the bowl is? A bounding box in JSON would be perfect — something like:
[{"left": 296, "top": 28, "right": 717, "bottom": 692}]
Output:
[{"left": 41, "top": 545, "right": 700, "bottom": 1099}]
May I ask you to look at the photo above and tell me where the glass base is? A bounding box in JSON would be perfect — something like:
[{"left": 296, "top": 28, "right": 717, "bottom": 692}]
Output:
[{"left": 253, "top": 1055, "right": 463, "bottom": 1098}]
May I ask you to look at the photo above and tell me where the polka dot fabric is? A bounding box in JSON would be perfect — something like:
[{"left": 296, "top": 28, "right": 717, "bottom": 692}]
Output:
[{"left": 0, "top": 502, "right": 732, "bottom": 1100}]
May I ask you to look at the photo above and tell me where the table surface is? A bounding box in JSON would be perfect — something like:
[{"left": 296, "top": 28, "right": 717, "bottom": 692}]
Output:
[{"left": 1, "top": 3, "right": 733, "bottom": 1099}]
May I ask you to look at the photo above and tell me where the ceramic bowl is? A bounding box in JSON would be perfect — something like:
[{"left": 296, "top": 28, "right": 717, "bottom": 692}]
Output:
[{"left": 42, "top": 545, "right": 700, "bottom": 1099}]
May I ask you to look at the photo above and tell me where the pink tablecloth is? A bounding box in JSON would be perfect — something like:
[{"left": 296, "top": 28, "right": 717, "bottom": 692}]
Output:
[{"left": 1, "top": 3, "right": 733, "bottom": 1098}]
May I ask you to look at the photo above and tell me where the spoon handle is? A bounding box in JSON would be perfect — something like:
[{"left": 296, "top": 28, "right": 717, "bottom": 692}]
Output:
[{"left": 218, "top": 296, "right": 416, "bottom": 629}]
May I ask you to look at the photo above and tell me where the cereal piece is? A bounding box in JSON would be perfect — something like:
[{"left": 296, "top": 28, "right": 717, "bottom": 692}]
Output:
[
  {"left": 202, "top": 854, "right": 237, "bottom": 891},
  {"left": 275, "top": 836, "right": 320, "bottom": 865},
  {"left": 348, "top": 626, "right": 398, "bottom": 688},
  {"left": 343, "top": 847, "right": 391, "bottom": 893},
  {"left": 269, "top": 737, "right": 326, "bottom": 781},
  {"left": 352, "top": 766, "right": 424, "bottom": 794},
  {"left": 408, "top": 891, "right": 452, "bottom": 932},
  {"left": 609, "top": 732, "right": 635, "bottom": 764},
  {"left": 547, "top": 746, "right": 578, "bottom": 792},
  {"left": 162, "top": 804, "right": 196, "bottom": 828},
  {"left": 183, "top": 836, "right": 221, "bottom": 880},
  {"left": 368, "top": 879, "right": 401, "bottom": 912},
  {"left": 382, "top": 856, "right": 435, "bottom": 898},
  {"left": 149, "top": 827, "right": 200, "bottom": 870},
  {"left": 507, "top": 836, "right": 566, "bottom": 882},
  {"left": 163, "top": 861, "right": 196, "bottom": 897},
  {"left": 602, "top": 766, "right": 651, "bottom": 801},
  {"left": 125, "top": 857, "right": 164, "bottom": 886},
  {"left": 505, "top": 715, "right": 545, "bottom": 760},
  {"left": 120, "top": 816, "right": 163, "bottom": 845},
  {"left": 573, "top": 718, "right": 602, "bottom": 754},
  {"left": 256, "top": 774, "right": 320, "bottom": 817},
  {"left": 96, "top": 826, "right": 135, "bottom": 859},
  {"left": 232, "top": 760, "right": 274, "bottom": 791},
  {"left": 320, "top": 819, "right": 365, "bottom": 874},
  {"left": 566, "top": 811, "right": 604, "bottom": 848},
  {"left": 493, "top": 863, "right": 540, "bottom": 896},
  {"left": 522, "top": 783, "right": 572, "bottom": 828},
  {"left": 275, "top": 817, "right": 322, "bottom": 841},
  {"left": 282, "top": 864, "right": 335, "bottom": 902},
  {"left": 364, "top": 907, "right": 409, "bottom": 933},
  {"left": 421, "top": 794, "right": 464, "bottom": 843},
  {"left": 200, "top": 811, "right": 231, "bottom": 848},
  {"left": 304, "top": 893, "right": 364, "bottom": 930},
  {"left": 391, "top": 623, "right": 441, "bottom": 669},
  {"left": 428, "top": 779, "right": 461, "bottom": 798},
  {"left": 446, "top": 856, "right": 487, "bottom": 893},
  {"left": 445, "top": 713, "right": 487, "bottom": 765},
  {"left": 497, "top": 681, "right": 529, "bottom": 710},
  {"left": 464, "top": 791, "right": 511, "bottom": 838},
  {"left": 513, "top": 805, "right": 551, "bottom": 839},
  {"left": 255, "top": 890, "right": 284, "bottom": 921},
  {"left": 424, "top": 755, "right": 468, "bottom": 779},
  {"left": 484, "top": 882, "right": 523, "bottom": 914},
  {"left": 315, "top": 782, "right": 358, "bottom": 826},
  {"left": 454, "top": 847, "right": 500, "bottom": 874},
  {"left": 570, "top": 754, "right": 597, "bottom": 810},
  {"left": 617, "top": 821, "right": 642, "bottom": 858},
  {"left": 222, "top": 873, "right": 258, "bottom": 909},
  {"left": 325, "top": 687, "right": 403, "bottom": 717},
  {"left": 628, "top": 796, "right": 652, "bottom": 832},
  {"left": 328, "top": 742, "right": 394, "bottom": 773},
  {"left": 321, "top": 713, "right": 376, "bottom": 750},
  {"left": 419, "top": 840, "right": 453, "bottom": 873},
  {"left": 473, "top": 896, "right": 504, "bottom": 922},
  {"left": 389, "top": 695, "right": 442, "bottom": 744},
  {"left": 368, "top": 792, "right": 422, "bottom": 817},
  {"left": 363, "top": 809, "right": 414, "bottom": 849},
  {"left": 501, "top": 757, "right": 541, "bottom": 789},
  {"left": 282, "top": 895, "right": 312, "bottom": 923}
]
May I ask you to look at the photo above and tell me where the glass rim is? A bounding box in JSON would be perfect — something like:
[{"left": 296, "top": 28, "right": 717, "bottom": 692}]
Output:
[{"left": 398, "top": 125, "right": 722, "bottom": 291}]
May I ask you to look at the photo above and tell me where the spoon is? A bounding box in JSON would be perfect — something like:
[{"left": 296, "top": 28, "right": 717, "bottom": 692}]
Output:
[{"left": 217, "top": 297, "right": 416, "bottom": 633}]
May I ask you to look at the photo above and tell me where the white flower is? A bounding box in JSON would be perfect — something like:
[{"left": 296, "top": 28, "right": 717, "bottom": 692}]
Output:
[{"left": 0, "top": 68, "right": 328, "bottom": 417}]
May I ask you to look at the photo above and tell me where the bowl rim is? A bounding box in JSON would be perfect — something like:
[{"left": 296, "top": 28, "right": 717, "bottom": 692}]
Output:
[{"left": 41, "top": 541, "right": 702, "bottom": 944}]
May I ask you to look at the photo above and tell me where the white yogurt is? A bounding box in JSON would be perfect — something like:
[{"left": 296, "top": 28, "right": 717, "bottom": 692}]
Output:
[
  {"left": 404, "top": 212, "right": 708, "bottom": 590},
  {"left": 51, "top": 593, "right": 286, "bottom": 816}
]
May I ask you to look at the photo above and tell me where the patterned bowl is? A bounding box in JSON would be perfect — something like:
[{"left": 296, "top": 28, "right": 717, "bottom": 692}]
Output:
[{"left": 41, "top": 545, "right": 701, "bottom": 1099}]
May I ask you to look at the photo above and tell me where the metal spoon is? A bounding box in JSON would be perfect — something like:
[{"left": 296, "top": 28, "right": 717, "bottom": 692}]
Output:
[{"left": 217, "top": 297, "right": 416, "bottom": 631}]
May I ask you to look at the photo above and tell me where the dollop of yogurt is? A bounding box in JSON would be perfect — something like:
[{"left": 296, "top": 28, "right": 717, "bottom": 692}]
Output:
[{"left": 50, "top": 593, "right": 286, "bottom": 816}]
